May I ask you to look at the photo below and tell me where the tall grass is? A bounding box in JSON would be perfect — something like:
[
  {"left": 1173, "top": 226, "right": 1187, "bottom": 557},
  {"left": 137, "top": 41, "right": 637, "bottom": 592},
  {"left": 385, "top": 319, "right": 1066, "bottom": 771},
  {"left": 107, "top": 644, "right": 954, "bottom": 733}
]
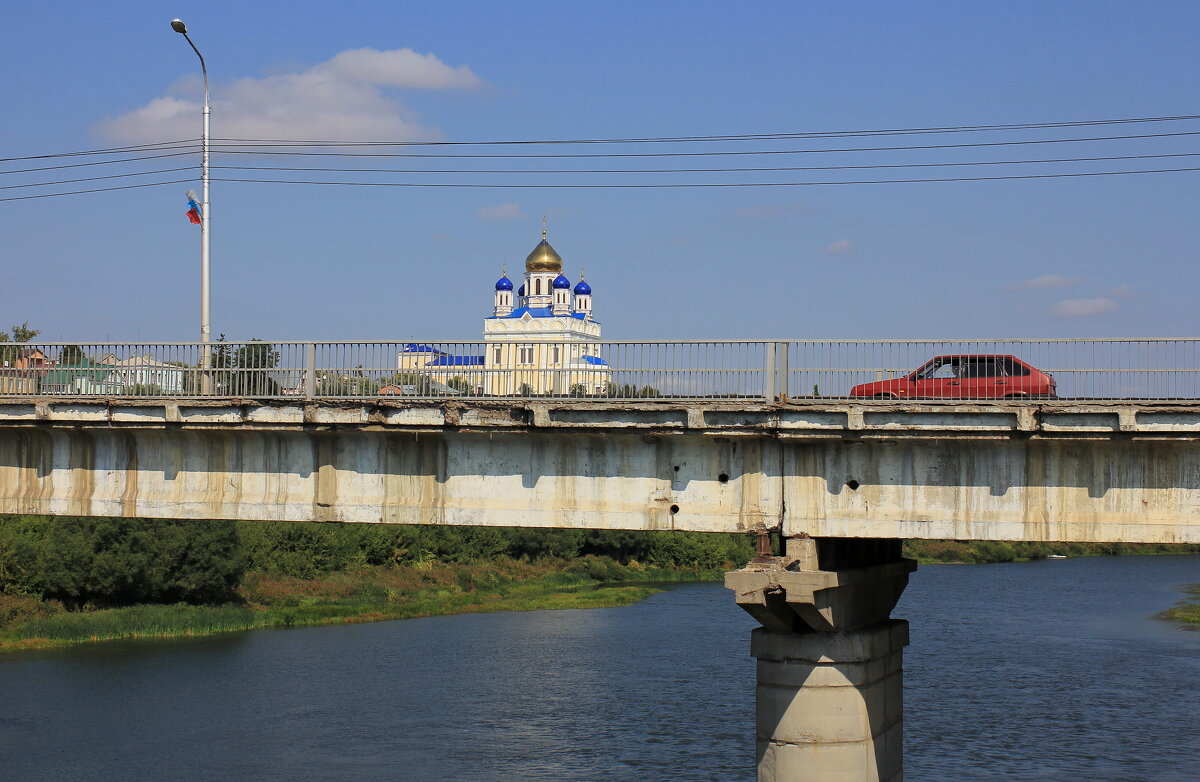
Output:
[{"left": 17, "top": 604, "right": 260, "bottom": 642}]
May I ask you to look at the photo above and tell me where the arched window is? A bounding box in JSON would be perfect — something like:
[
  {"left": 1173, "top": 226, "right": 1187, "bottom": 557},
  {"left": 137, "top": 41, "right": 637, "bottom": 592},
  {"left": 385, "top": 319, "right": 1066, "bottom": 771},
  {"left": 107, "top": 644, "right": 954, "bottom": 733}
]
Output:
[{"left": 534, "top": 278, "right": 542, "bottom": 295}]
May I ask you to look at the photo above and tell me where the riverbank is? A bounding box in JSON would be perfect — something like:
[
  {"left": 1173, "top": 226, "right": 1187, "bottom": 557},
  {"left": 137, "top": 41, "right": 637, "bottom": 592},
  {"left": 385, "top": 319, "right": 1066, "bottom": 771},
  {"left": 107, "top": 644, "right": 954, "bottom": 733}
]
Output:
[
  {"left": 0, "top": 557, "right": 718, "bottom": 653},
  {"left": 3, "top": 519, "right": 1197, "bottom": 653}
]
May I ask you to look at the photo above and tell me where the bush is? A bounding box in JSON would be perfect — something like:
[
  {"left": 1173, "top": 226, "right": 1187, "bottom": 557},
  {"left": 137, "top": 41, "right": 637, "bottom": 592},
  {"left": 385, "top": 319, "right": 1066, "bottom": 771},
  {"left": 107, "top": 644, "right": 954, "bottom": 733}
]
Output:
[
  {"left": 0, "top": 516, "right": 243, "bottom": 608},
  {"left": 0, "top": 594, "right": 62, "bottom": 625}
]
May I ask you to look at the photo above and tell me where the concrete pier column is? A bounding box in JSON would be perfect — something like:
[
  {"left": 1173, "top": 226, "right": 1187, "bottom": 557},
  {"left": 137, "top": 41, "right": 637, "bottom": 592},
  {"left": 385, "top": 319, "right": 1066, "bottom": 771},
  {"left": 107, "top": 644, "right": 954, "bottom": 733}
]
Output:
[{"left": 726, "top": 537, "right": 915, "bottom": 782}]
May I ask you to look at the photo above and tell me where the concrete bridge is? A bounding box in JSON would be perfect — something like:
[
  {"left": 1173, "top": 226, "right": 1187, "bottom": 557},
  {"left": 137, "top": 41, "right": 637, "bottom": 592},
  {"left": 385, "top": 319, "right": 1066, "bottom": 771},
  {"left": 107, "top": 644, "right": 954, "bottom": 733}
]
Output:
[{"left": 2, "top": 395, "right": 1197, "bottom": 782}]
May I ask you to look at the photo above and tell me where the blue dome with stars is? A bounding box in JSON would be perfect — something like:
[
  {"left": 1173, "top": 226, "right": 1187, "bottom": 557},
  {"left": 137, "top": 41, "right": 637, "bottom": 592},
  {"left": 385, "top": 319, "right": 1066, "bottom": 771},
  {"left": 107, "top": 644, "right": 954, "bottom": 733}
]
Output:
[
  {"left": 495, "top": 276, "right": 513, "bottom": 291},
  {"left": 552, "top": 274, "right": 571, "bottom": 289},
  {"left": 573, "top": 280, "right": 591, "bottom": 295}
]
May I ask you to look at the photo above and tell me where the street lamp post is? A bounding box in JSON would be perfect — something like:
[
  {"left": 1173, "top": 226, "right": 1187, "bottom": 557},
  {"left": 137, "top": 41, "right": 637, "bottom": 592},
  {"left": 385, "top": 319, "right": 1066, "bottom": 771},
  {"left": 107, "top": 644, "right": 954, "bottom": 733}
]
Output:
[{"left": 171, "top": 19, "right": 211, "bottom": 390}]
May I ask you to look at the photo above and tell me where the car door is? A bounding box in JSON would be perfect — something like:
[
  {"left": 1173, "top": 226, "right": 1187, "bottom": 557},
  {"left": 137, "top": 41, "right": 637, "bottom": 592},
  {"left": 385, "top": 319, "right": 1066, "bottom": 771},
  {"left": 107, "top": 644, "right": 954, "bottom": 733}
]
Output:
[
  {"left": 960, "top": 357, "right": 1005, "bottom": 397},
  {"left": 911, "top": 357, "right": 963, "bottom": 398}
]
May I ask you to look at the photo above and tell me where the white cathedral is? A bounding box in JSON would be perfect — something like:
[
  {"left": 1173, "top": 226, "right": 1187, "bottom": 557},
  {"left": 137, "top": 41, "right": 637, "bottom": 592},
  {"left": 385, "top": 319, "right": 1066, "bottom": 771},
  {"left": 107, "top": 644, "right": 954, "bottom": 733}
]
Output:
[{"left": 399, "top": 227, "right": 610, "bottom": 395}]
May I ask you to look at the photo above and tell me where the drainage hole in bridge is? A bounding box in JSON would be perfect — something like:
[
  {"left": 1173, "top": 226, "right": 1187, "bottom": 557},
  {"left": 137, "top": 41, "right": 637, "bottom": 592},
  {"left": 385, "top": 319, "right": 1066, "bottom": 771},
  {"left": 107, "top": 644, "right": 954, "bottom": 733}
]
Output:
[
  {"left": 670, "top": 504, "right": 680, "bottom": 515},
  {"left": 845, "top": 480, "right": 860, "bottom": 491},
  {"left": 718, "top": 473, "right": 729, "bottom": 483}
]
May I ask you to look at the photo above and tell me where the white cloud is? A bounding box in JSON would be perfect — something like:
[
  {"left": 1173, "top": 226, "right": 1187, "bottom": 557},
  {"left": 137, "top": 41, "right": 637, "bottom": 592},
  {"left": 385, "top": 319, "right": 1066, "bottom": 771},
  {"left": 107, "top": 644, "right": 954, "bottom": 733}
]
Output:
[
  {"left": 1108, "top": 284, "right": 1135, "bottom": 299},
  {"left": 1004, "top": 274, "right": 1083, "bottom": 292},
  {"left": 824, "top": 239, "right": 853, "bottom": 254},
  {"left": 476, "top": 203, "right": 526, "bottom": 220},
  {"left": 323, "top": 49, "right": 481, "bottom": 89},
  {"left": 96, "top": 48, "right": 482, "bottom": 143},
  {"left": 1051, "top": 297, "right": 1118, "bottom": 317}
]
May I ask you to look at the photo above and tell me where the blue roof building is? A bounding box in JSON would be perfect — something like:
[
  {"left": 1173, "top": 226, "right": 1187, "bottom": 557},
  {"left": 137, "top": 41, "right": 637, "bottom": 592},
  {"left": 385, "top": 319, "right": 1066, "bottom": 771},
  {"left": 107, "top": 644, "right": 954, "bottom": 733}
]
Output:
[
  {"left": 397, "top": 226, "right": 610, "bottom": 397},
  {"left": 480, "top": 224, "right": 609, "bottom": 395}
]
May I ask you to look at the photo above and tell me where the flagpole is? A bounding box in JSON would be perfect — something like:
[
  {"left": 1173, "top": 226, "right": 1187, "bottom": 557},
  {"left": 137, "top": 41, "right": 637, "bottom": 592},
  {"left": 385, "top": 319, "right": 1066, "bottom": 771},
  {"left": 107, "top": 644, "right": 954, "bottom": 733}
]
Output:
[{"left": 171, "top": 19, "right": 212, "bottom": 393}]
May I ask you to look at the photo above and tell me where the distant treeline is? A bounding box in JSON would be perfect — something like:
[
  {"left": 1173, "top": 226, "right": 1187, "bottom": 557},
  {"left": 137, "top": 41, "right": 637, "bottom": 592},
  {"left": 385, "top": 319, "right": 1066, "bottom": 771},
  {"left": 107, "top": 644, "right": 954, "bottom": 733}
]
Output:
[
  {"left": 0, "top": 516, "right": 755, "bottom": 609},
  {"left": 903, "top": 539, "right": 1200, "bottom": 564},
  {"left": 2, "top": 515, "right": 1196, "bottom": 612}
]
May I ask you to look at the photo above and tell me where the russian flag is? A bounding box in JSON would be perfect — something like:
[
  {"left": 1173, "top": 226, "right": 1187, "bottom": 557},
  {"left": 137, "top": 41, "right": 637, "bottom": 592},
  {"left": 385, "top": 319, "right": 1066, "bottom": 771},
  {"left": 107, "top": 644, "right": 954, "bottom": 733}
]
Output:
[{"left": 185, "top": 189, "right": 202, "bottom": 225}]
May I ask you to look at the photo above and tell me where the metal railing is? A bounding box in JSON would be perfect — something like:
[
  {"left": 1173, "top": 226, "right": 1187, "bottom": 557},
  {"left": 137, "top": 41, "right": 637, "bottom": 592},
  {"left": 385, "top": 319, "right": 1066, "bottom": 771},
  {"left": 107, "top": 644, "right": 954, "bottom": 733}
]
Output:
[{"left": 0, "top": 339, "right": 1197, "bottom": 402}]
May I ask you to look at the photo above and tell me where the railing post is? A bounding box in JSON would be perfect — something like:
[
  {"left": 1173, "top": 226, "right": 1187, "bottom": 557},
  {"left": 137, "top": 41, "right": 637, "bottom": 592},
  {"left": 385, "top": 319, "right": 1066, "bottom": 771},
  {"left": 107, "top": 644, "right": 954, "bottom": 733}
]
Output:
[
  {"left": 764, "top": 342, "right": 777, "bottom": 402},
  {"left": 304, "top": 342, "right": 316, "bottom": 400},
  {"left": 776, "top": 341, "right": 789, "bottom": 400}
]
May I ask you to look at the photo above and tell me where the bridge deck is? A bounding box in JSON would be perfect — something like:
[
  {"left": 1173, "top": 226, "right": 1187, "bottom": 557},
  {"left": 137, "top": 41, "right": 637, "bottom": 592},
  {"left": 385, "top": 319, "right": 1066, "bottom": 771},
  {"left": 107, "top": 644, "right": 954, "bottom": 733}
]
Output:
[{"left": 1, "top": 398, "right": 1197, "bottom": 544}]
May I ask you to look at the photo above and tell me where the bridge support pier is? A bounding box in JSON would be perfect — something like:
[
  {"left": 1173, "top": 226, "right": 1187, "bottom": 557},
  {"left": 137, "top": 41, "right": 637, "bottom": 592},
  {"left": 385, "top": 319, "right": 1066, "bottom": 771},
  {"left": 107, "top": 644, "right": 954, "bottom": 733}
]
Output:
[{"left": 725, "top": 537, "right": 916, "bottom": 782}]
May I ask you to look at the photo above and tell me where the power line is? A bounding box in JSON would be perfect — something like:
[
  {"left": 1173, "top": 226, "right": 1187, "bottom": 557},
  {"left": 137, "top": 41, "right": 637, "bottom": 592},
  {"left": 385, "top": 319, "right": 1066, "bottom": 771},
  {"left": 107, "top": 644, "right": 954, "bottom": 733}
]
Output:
[
  {"left": 210, "top": 166, "right": 1200, "bottom": 189},
  {"left": 209, "top": 113, "right": 1200, "bottom": 147},
  {"left": 0, "top": 166, "right": 197, "bottom": 191},
  {"left": 4, "top": 165, "right": 1197, "bottom": 203},
  {"left": 0, "top": 139, "right": 199, "bottom": 164},
  {"left": 9, "top": 113, "right": 1198, "bottom": 162},
  {"left": 0, "top": 150, "right": 200, "bottom": 176},
  {"left": 10, "top": 151, "right": 1197, "bottom": 193},
  {"left": 8, "top": 121, "right": 1200, "bottom": 175},
  {"left": 207, "top": 151, "right": 1200, "bottom": 177},
  {"left": 200, "top": 130, "right": 1200, "bottom": 160},
  {"left": 0, "top": 178, "right": 195, "bottom": 203}
]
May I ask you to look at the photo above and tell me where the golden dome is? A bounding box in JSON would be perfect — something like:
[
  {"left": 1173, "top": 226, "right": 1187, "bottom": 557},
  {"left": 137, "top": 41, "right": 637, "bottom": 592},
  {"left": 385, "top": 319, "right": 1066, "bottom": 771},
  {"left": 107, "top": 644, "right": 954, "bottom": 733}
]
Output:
[{"left": 525, "top": 238, "right": 562, "bottom": 273}]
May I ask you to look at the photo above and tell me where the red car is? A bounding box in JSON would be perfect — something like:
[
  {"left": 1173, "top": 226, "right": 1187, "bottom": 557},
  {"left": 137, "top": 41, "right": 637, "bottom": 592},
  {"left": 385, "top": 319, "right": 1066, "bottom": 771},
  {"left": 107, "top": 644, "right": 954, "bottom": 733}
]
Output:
[{"left": 849, "top": 355, "right": 1056, "bottom": 400}]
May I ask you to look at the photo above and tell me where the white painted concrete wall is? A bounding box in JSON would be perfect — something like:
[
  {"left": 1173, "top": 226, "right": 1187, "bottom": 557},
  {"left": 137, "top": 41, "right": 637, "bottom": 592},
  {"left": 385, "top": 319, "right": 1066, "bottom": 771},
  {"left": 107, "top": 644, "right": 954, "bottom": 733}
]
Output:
[{"left": 0, "top": 399, "right": 1196, "bottom": 543}]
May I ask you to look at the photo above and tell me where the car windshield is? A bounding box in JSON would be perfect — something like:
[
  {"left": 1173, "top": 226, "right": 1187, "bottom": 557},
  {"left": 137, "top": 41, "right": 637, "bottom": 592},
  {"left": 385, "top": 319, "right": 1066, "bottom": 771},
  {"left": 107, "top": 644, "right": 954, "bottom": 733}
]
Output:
[{"left": 912, "top": 358, "right": 959, "bottom": 380}]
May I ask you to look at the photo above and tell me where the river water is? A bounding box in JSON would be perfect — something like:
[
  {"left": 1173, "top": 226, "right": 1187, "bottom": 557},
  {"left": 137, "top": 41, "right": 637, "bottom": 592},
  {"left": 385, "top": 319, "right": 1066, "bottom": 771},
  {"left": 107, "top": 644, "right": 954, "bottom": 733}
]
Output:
[{"left": 1, "top": 555, "right": 1197, "bottom": 781}]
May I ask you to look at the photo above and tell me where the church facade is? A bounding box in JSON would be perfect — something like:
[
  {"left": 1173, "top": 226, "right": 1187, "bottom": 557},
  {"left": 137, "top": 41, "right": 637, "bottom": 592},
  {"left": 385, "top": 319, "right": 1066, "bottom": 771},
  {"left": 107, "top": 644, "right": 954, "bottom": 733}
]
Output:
[{"left": 398, "top": 228, "right": 609, "bottom": 396}]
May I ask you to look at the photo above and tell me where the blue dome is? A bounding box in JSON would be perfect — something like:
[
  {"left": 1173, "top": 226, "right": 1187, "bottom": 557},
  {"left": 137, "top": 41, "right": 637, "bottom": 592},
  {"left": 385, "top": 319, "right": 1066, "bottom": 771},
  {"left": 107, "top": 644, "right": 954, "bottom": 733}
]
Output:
[
  {"left": 518, "top": 284, "right": 525, "bottom": 296},
  {"left": 552, "top": 274, "right": 571, "bottom": 289},
  {"left": 573, "top": 280, "right": 592, "bottom": 295},
  {"left": 495, "top": 276, "right": 513, "bottom": 291}
]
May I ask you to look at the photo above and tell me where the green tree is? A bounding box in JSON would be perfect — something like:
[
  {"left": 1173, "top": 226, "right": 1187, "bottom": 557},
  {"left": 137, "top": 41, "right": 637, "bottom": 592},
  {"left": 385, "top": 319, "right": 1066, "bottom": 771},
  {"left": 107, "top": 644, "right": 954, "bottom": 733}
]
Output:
[
  {"left": 0, "top": 322, "right": 40, "bottom": 366},
  {"left": 57, "top": 345, "right": 87, "bottom": 366},
  {"left": 2, "top": 515, "right": 244, "bottom": 608},
  {"left": 7, "top": 323, "right": 39, "bottom": 343},
  {"left": 232, "top": 339, "right": 281, "bottom": 396},
  {"left": 446, "top": 376, "right": 472, "bottom": 394},
  {"left": 604, "top": 382, "right": 662, "bottom": 398}
]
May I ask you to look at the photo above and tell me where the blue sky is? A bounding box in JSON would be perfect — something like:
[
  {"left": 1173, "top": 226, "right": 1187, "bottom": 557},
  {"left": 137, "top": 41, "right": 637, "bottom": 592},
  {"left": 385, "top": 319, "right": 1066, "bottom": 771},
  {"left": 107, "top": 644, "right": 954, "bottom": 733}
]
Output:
[{"left": 2, "top": 1, "right": 1198, "bottom": 341}]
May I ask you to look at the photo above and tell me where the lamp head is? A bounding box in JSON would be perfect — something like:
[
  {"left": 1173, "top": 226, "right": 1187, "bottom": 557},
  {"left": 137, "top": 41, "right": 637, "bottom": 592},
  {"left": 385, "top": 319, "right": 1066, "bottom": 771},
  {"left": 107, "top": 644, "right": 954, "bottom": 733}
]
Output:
[{"left": 170, "top": 19, "right": 188, "bottom": 34}]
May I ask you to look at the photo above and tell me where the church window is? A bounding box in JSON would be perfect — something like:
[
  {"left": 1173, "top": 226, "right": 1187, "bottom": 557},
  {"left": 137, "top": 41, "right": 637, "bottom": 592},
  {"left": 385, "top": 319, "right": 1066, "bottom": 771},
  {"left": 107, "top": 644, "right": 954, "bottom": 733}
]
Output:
[
  {"left": 494, "top": 346, "right": 502, "bottom": 363},
  {"left": 534, "top": 279, "right": 542, "bottom": 295},
  {"left": 518, "top": 345, "right": 534, "bottom": 364},
  {"left": 552, "top": 345, "right": 560, "bottom": 363}
]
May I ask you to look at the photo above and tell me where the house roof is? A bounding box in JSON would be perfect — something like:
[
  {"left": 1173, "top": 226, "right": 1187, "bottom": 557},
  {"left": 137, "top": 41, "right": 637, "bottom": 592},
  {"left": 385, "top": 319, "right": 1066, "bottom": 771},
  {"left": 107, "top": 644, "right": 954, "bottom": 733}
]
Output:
[
  {"left": 401, "top": 344, "right": 447, "bottom": 354},
  {"left": 42, "top": 361, "right": 112, "bottom": 384}
]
